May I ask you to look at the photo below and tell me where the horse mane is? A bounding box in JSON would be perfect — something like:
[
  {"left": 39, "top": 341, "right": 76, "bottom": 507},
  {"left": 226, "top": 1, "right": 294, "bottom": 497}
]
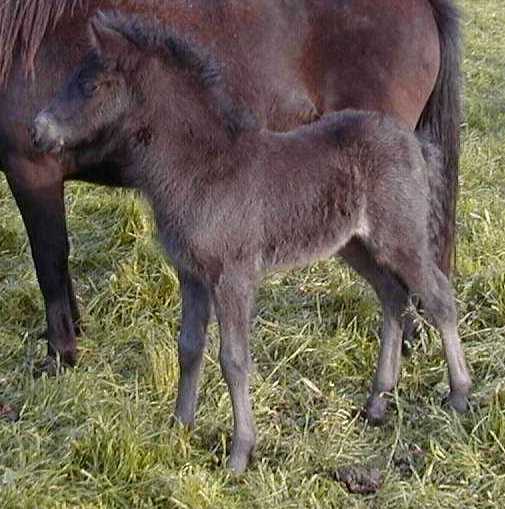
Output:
[
  {"left": 0, "top": 0, "right": 88, "bottom": 86},
  {"left": 98, "top": 10, "right": 258, "bottom": 137}
]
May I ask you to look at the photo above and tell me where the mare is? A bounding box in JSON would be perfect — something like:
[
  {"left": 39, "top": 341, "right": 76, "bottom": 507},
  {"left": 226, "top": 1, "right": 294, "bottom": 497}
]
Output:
[
  {"left": 32, "top": 11, "right": 471, "bottom": 473},
  {"left": 0, "top": 0, "right": 460, "bottom": 367}
]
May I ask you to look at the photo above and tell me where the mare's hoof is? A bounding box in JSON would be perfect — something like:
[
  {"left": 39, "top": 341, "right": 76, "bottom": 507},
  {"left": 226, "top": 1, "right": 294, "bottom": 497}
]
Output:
[
  {"left": 227, "top": 439, "right": 256, "bottom": 474},
  {"left": 365, "top": 395, "right": 389, "bottom": 426},
  {"left": 444, "top": 391, "right": 470, "bottom": 414},
  {"left": 33, "top": 353, "right": 75, "bottom": 377},
  {"left": 33, "top": 356, "right": 63, "bottom": 377}
]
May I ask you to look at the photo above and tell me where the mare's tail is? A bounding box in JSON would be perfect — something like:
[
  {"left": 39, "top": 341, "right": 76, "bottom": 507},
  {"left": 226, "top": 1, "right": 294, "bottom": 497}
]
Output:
[{"left": 416, "top": 0, "right": 461, "bottom": 276}]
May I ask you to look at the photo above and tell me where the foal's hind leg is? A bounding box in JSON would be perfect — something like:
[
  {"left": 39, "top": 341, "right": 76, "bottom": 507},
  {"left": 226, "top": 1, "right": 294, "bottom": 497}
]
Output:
[
  {"left": 212, "top": 272, "right": 256, "bottom": 473},
  {"left": 341, "top": 240, "right": 409, "bottom": 424},
  {"left": 386, "top": 238, "right": 472, "bottom": 413},
  {"left": 341, "top": 239, "right": 416, "bottom": 356},
  {"left": 409, "top": 266, "right": 471, "bottom": 412},
  {"left": 174, "top": 271, "right": 211, "bottom": 427}
]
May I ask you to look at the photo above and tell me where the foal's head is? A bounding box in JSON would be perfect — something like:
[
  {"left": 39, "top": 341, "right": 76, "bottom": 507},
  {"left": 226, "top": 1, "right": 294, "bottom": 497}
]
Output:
[{"left": 32, "top": 10, "right": 253, "bottom": 154}]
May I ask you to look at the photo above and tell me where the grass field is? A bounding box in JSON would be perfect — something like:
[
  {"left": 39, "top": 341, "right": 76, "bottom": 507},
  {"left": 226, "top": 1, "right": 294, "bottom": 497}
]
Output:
[{"left": 1, "top": 1, "right": 504, "bottom": 507}]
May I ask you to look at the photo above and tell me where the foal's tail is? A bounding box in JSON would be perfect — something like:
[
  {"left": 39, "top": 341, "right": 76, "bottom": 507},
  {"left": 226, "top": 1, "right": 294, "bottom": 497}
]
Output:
[{"left": 416, "top": 0, "right": 461, "bottom": 276}]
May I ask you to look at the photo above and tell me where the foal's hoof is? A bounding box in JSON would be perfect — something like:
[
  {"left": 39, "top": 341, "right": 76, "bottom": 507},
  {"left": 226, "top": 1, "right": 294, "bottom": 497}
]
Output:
[
  {"left": 227, "top": 439, "right": 256, "bottom": 474},
  {"left": 365, "top": 395, "right": 389, "bottom": 426},
  {"left": 444, "top": 391, "right": 470, "bottom": 414}
]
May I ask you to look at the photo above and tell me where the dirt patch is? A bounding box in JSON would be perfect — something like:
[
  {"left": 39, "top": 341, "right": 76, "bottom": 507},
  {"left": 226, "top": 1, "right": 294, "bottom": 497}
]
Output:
[
  {"left": 335, "top": 464, "right": 383, "bottom": 494},
  {"left": 0, "top": 403, "right": 19, "bottom": 423},
  {"left": 393, "top": 444, "right": 426, "bottom": 479}
]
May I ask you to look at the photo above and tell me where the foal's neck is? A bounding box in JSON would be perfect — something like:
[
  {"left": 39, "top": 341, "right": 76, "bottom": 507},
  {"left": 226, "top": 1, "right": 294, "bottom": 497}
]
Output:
[{"left": 129, "top": 88, "right": 262, "bottom": 212}]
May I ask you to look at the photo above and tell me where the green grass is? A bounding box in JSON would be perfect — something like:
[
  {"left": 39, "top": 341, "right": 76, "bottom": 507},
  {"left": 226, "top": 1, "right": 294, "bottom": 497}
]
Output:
[{"left": 1, "top": 1, "right": 505, "bottom": 507}]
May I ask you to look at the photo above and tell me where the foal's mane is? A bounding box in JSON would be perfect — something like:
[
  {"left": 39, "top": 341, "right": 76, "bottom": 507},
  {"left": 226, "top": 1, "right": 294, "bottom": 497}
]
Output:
[
  {"left": 0, "top": 0, "right": 89, "bottom": 86},
  {"left": 99, "top": 10, "right": 257, "bottom": 137}
]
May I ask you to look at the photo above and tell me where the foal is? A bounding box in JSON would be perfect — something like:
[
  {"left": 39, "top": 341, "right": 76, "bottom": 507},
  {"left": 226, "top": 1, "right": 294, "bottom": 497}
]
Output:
[{"left": 33, "top": 12, "right": 472, "bottom": 473}]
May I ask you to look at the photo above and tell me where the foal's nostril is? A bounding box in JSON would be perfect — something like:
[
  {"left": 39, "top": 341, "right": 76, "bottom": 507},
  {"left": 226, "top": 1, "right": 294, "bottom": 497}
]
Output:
[
  {"left": 30, "top": 126, "right": 37, "bottom": 144},
  {"left": 32, "top": 113, "right": 46, "bottom": 142},
  {"left": 30, "top": 124, "right": 42, "bottom": 147}
]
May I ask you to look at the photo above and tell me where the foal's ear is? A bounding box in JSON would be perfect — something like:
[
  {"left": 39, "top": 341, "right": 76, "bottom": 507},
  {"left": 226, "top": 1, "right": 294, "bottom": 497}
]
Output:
[{"left": 88, "top": 12, "right": 139, "bottom": 70}]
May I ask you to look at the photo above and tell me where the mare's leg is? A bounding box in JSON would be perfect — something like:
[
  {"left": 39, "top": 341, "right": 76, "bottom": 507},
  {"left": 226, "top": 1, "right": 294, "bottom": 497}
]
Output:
[
  {"left": 174, "top": 270, "right": 211, "bottom": 427},
  {"left": 39, "top": 272, "right": 80, "bottom": 338},
  {"left": 6, "top": 156, "right": 78, "bottom": 367},
  {"left": 212, "top": 272, "right": 256, "bottom": 473},
  {"left": 341, "top": 240, "right": 409, "bottom": 424}
]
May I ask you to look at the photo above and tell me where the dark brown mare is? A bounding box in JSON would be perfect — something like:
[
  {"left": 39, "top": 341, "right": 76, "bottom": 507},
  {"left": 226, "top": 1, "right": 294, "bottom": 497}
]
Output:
[
  {"left": 32, "top": 11, "right": 471, "bottom": 472},
  {"left": 0, "top": 0, "right": 460, "bottom": 367}
]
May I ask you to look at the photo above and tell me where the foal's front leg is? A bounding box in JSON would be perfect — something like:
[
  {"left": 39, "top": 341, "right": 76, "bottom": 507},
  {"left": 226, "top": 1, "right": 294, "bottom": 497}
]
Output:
[
  {"left": 174, "top": 270, "right": 211, "bottom": 427},
  {"left": 212, "top": 272, "right": 256, "bottom": 473}
]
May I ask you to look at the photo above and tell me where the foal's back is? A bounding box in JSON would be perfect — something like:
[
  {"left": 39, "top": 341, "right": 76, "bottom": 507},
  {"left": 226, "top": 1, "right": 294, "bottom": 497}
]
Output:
[
  {"left": 269, "top": 110, "right": 423, "bottom": 183},
  {"left": 259, "top": 110, "right": 429, "bottom": 270}
]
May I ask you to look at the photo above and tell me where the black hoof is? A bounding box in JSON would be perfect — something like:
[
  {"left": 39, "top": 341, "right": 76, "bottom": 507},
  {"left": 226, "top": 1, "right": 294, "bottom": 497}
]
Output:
[
  {"left": 33, "top": 356, "right": 63, "bottom": 378},
  {"left": 33, "top": 352, "right": 75, "bottom": 378}
]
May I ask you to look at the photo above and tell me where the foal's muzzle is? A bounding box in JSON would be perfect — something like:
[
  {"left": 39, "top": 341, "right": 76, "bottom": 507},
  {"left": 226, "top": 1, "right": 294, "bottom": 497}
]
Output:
[{"left": 31, "top": 111, "right": 65, "bottom": 153}]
